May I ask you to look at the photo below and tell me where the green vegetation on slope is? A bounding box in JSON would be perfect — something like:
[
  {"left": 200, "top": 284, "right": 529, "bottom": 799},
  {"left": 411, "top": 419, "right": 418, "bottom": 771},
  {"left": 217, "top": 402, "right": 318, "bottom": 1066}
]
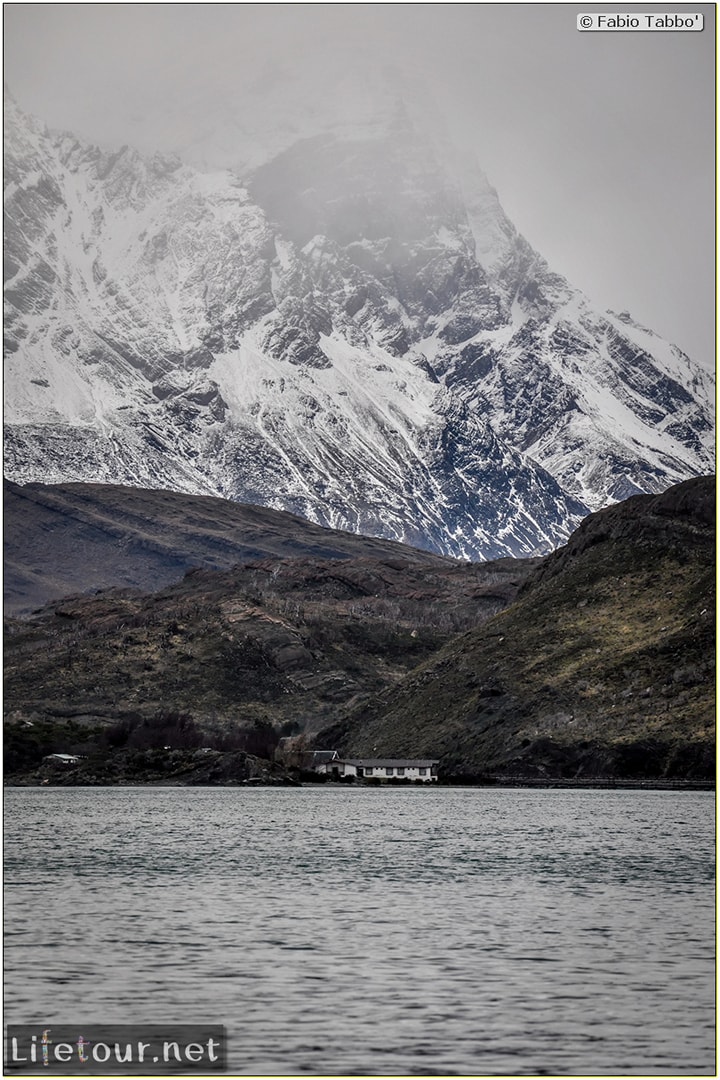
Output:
[{"left": 320, "top": 477, "right": 715, "bottom": 779}]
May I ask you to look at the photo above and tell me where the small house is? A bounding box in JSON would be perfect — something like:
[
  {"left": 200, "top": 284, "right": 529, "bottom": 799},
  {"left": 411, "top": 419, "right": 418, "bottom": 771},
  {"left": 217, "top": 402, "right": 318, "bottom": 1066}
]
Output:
[{"left": 314, "top": 757, "right": 439, "bottom": 782}]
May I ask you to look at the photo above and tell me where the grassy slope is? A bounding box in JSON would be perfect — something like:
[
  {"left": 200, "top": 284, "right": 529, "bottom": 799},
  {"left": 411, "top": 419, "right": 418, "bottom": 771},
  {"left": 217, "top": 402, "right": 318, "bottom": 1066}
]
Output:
[{"left": 321, "top": 477, "right": 715, "bottom": 779}]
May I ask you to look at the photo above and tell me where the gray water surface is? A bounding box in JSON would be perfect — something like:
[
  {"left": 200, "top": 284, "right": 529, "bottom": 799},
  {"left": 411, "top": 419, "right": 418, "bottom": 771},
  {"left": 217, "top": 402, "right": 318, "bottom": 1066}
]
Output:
[{"left": 4, "top": 787, "right": 715, "bottom": 1075}]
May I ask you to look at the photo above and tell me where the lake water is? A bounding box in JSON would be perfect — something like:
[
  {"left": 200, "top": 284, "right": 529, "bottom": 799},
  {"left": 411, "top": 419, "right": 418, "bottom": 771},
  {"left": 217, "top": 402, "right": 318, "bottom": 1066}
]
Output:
[{"left": 4, "top": 787, "right": 715, "bottom": 1075}]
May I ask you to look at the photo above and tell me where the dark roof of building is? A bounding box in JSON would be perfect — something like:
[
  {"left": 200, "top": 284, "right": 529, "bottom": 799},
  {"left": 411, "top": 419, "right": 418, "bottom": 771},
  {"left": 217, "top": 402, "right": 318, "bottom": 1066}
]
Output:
[{"left": 308, "top": 750, "right": 339, "bottom": 763}]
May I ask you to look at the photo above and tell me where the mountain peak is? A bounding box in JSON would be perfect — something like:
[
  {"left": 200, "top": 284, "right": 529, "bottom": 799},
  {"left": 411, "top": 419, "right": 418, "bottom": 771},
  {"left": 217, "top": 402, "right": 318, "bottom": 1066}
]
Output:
[{"left": 3, "top": 97, "right": 714, "bottom": 559}]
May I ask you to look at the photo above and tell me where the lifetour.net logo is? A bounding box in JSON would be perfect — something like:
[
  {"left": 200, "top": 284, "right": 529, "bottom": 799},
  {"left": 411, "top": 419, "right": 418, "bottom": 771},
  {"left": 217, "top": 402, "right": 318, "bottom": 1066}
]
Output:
[{"left": 5, "top": 1026, "right": 227, "bottom": 1074}]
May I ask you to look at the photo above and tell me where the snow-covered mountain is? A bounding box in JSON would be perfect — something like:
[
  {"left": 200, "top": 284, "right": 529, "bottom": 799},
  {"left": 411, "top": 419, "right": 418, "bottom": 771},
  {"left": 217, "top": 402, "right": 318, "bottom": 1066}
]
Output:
[{"left": 4, "top": 91, "right": 714, "bottom": 559}]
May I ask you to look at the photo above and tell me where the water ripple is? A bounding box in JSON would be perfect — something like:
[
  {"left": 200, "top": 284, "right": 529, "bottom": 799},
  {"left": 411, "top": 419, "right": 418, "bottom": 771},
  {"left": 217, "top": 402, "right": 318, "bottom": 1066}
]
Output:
[{"left": 4, "top": 787, "right": 715, "bottom": 1075}]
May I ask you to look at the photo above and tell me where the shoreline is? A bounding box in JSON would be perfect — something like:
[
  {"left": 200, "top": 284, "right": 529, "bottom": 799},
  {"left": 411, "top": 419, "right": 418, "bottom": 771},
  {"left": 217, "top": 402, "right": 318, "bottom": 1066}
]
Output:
[{"left": 4, "top": 777, "right": 715, "bottom": 791}]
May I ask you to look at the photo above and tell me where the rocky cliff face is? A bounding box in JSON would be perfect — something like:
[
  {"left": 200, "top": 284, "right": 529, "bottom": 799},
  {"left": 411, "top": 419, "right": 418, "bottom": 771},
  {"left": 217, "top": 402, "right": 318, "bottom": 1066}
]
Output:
[{"left": 4, "top": 92, "right": 714, "bottom": 558}]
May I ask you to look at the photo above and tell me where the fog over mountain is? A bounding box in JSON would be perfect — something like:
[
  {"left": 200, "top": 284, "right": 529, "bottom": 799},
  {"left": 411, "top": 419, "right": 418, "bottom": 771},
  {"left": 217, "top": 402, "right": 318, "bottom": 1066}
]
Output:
[{"left": 5, "top": 3, "right": 715, "bottom": 367}]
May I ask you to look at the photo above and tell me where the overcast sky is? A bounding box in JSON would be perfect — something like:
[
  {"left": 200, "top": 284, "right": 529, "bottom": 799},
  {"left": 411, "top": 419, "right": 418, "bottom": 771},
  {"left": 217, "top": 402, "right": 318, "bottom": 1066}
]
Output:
[{"left": 4, "top": 2, "right": 716, "bottom": 369}]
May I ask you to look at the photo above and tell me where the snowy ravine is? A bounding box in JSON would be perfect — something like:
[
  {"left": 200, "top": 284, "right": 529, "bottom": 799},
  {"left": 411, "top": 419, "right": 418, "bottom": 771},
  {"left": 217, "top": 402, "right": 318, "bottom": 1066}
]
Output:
[{"left": 4, "top": 92, "right": 714, "bottom": 559}]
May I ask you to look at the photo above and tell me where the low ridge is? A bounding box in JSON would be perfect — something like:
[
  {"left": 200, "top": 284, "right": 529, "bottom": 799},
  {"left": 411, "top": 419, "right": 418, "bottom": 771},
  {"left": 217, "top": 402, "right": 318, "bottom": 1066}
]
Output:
[{"left": 4, "top": 479, "right": 455, "bottom": 615}]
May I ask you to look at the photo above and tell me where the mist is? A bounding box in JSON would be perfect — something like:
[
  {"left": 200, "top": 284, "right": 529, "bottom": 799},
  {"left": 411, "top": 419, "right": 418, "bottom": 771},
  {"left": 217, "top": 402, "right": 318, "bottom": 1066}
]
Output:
[{"left": 4, "top": 2, "right": 716, "bottom": 367}]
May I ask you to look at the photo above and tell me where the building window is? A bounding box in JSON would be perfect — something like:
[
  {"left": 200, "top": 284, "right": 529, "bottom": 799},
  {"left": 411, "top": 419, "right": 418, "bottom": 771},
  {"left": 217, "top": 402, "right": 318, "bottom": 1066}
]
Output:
[
  {"left": 397, "top": 767, "right": 405, "bottom": 776},
  {"left": 365, "top": 767, "right": 373, "bottom": 775},
  {"left": 385, "top": 767, "right": 394, "bottom": 775},
  {"left": 419, "top": 768, "right": 426, "bottom": 775}
]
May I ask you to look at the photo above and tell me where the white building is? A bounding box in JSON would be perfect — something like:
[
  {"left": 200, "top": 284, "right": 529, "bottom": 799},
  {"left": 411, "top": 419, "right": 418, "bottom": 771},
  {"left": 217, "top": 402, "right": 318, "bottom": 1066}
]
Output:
[{"left": 314, "top": 757, "right": 439, "bottom": 782}]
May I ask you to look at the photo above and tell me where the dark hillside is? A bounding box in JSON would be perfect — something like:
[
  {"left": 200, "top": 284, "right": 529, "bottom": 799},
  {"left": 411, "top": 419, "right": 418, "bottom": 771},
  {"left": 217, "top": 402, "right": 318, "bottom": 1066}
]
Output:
[
  {"left": 319, "top": 476, "right": 715, "bottom": 780},
  {"left": 4, "top": 480, "right": 459, "bottom": 615}
]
